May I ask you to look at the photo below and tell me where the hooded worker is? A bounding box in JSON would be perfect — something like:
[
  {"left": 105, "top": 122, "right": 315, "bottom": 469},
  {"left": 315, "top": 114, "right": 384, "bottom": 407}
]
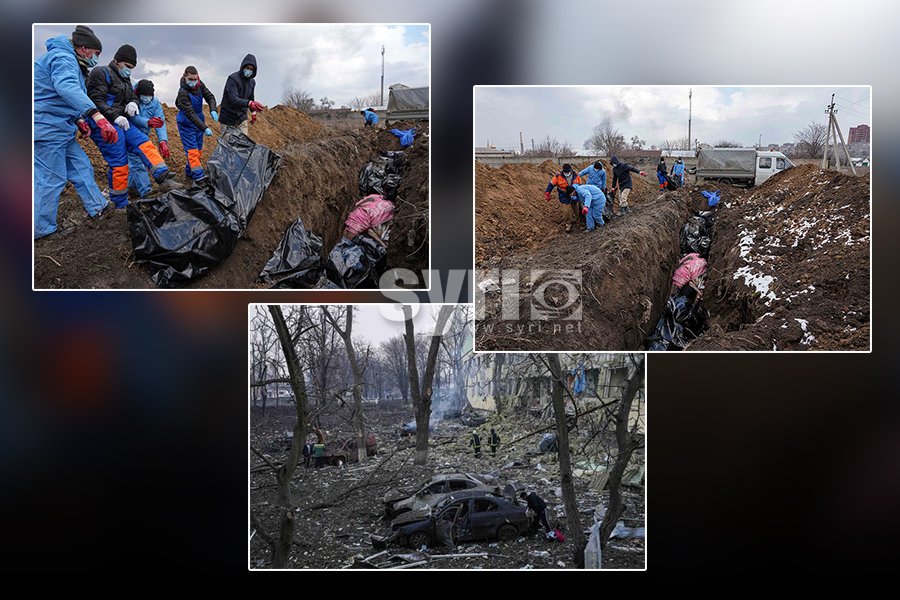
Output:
[
  {"left": 126, "top": 79, "right": 169, "bottom": 198},
  {"left": 656, "top": 156, "right": 669, "bottom": 190},
  {"left": 544, "top": 163, "right": 584, "bottom": 232},
  {"left": 219, "top": 54, "right": 265, "bottom": 136},
  {"left": 361, "top": 107, "right": 379, "bottom": 127},
  {"left": 175, "top": 65, "right": 219, "bottom": 184},
  {"left": 33, "top": 25, "right": 112, "bottom": 239},
  {"left": 567, "top": 183, "right": 607, "bottom": 231},
  {"left": 610, "top": 156, "right": 646, "bottom": 215},
  {"left": 578, "top": 160, "right": 607, "bottom": 189},
  {"left": 87, "top": 43, "right": 181, "bottom": 208},
  {"left": 671, "top": 158, "right": 685, "bottom": 187}
]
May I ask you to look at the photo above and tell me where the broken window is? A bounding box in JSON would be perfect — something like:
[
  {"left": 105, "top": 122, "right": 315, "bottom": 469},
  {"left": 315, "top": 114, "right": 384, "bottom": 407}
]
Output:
[
  {"left": 449, "top": 480, "right": 474, "bottom": 491},
  {"left": 473, "top": 499, "right": 497, "bottom": 513},
  {"left": 759, "top": 157, "right": 772, "bottom": 169}
]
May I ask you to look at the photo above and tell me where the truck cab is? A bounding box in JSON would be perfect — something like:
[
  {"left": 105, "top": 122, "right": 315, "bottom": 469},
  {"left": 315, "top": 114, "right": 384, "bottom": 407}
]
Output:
[{"left": 754, "top": 151, "right": 794, "bottom": 186}]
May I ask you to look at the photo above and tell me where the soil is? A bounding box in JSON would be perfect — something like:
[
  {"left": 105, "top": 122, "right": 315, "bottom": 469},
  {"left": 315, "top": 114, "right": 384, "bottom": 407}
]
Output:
[
  {"left": 33, "top": 107, "right": 429, "bottom": 289},
  {"left": 475, "top": 159, "right": 657, "bottom": 265},
  {"left": 475, "top": 161, "right": 870, "bottom": 351},
  {"left": 250, "top": 403, "right": 645, "bottom": 570},
  {"left": 690, "top": 165, "right": 870, "bottom": 350}
]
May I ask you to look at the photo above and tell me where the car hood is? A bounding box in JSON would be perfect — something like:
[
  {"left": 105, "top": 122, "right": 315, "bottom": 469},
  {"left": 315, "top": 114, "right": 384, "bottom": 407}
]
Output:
[{"left": 391, "top": 507, "right": 432, "bottom": 527}]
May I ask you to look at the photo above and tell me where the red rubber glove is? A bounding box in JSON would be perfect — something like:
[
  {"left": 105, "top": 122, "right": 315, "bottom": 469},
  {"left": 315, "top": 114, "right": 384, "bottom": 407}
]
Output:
[
  {"left": 248, "top": 101, "right": 265, "bottom": 112},
  {"left": 639, "top": 171, "right": 647, "bottom": 176},
  {"left": 159, "top": 140, "right": 170, "bottom": 159},
  {"left": 250, "top": 111, "right": 257, "bottom": 124},
  {"left": 544, "top": 191, "right": 551, "bottom": 201},
  {"left": 92, "top": 114, "right": 118, "bottom": 144},
  {"left": 76, "top": 119, "right": 90, "bottom": 138},
  {"left": 581, "top": 206, "right": 589, "bottom": 216},
  {"left": 148, "top": 116, "right": 164, "bottom": 128}
]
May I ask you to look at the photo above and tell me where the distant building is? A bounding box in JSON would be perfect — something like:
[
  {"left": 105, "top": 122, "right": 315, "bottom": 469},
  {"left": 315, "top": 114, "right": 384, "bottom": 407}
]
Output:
[
  {"left": 848, "top": 124, "right": 870, "bottom": 144},
  {"left": 475, "top": 146, "right": 516, "bottom": 159}
]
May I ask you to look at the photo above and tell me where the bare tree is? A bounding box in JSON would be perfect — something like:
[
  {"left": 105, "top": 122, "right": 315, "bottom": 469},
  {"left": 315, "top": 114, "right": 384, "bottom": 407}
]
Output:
[
  {"left": 522, "top": 136, "right": 575, "bottom": 158},
  {"left": 599, "top": 353, "right": 645, "bottom": 551},
  {"left": 630, "top": 135, "right": 645, "bottom": 150},
  {"left": 660, "top": 137, "right": 692, "bottom": 151},
  {"left": 319, "top": 96, "right": 335, "bottom": 109},
  {"left": 347, "top": 92, "right": 382, "bottom": 110},
  {"left": 402, "top": 305, "right": 455, "bottom": 465},
  {"left": 283, "top": 88, "right": 316, "bottom": 112},
  {"left": 793, "top": 121, "right": 829, "bottom": 159},
  {"left": 252, "top": 305, "right": 313, "bottom": 568},
  {"left": 380, "top": 335, "right": 410, "bottom": 405},
  {"left": 584, "top": 118, "right": 626, "bottom": 156},
  {"left": 714, "top": 139, "right": 743, "bottom": 148},
  {"left": 323, "top": 306, "right": 367, "bottom": 464},
  {"left": 545, "top": 354, "right": 587, "bottom": 567},
  {"left": 439, "top": 305, "right": 473, "bottom": 414}
]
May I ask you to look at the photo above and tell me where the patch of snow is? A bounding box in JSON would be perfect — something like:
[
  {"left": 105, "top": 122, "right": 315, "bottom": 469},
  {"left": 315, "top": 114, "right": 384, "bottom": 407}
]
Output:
[
  {"left": 734, "top": 266, "right": 777, "bottom": 303},
  {"left": 795, "top": 318, "right": 817, "bottom": 346}
]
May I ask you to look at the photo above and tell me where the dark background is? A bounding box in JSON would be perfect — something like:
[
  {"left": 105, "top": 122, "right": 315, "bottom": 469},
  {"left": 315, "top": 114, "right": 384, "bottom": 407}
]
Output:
[{"left": 6, "top": 0, "right": 896, "bottom": 574}]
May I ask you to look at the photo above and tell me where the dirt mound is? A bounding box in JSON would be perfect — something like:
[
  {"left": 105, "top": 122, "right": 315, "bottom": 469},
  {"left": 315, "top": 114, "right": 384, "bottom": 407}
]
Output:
[
  {"left": 387, "top": 126, "right": 429, "bottom": 286},
  {"left": 689, "top": 165, "right": 870, "bottom": 350},
  {"left": 475, "top": 159, "right": 657, "bottom": 266},
  {"left": 476, "top": 191, "right": 693, "bottom": 351}
]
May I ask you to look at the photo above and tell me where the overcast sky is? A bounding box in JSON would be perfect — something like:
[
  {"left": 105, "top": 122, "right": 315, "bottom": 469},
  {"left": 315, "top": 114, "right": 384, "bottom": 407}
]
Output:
[
  {"left": 350, "top": 305, "right": 447, "bottom": 346},
  {"left": 34, "top": 24, "right": 429, "bottom": 108},
  {"left": 475, "top": 86, "right": 871, "bottom": 152}
]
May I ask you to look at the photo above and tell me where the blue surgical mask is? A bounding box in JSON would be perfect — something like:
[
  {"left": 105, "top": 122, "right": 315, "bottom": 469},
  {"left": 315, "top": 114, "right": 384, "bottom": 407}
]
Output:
[
  {"left": 86, "top": 52, "right": 99, "bottom": 67},
  {"left": 140, "top": 95, "right": 153, "bottom": 105},
  {"left": 119, "top": 67, "right": 132, "bottom": 79},
  {"left": 243, "top": 68, "right": 254, "bottom": 78},
  {"left": 186, "top": 79, "right": 198, "bottom": 88}
]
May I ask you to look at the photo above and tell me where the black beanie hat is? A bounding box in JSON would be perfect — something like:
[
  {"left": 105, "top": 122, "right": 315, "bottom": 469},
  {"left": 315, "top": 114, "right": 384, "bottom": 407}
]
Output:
[
  {"left": 594, "top": 161, "right": 603, "bottom": 169},
  {"left": 72, "top": 25, "right": 102, "bottom": 52},
  {"left": 135, "top": 79, "right": 154, "bottom": 96},
  {"left": 114, "top": 44, "right": 137, "bottom": 65},
  {"left": 562, "top": 163, "right": 572, "bottom": 172}
]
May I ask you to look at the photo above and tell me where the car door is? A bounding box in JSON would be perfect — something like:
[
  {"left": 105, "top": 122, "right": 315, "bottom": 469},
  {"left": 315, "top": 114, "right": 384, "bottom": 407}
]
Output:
[
  {"left": 756, "top": 155, "right": 775, "bottom": 185},
  {"left": 434, "top": 501, "right": 464, "bottom": 548},
  {"left": 470, "top": 497, "right": 500, "bottom": 539}
]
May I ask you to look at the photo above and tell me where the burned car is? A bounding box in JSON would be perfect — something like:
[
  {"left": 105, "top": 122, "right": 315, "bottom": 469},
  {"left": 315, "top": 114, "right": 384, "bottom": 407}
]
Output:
[
  {"left": 383, "top": 473, "right": 496, "bottom": 518},
  {"left": 323, "top": 433, "right": 377, "bottom": 466},
  {"left": 373, "top": 491, "right": 530, "bottom": 549}
]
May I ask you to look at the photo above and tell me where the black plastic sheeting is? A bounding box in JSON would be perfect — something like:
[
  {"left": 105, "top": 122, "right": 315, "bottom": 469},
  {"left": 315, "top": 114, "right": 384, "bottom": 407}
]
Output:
[
  {"left": 257, "top": 150, "right": 404, "bottom": 289},
  {"left": 358, "top": 150, "right": 407, "bottom": 200},
  {"left": 679, "top": 210, "right": 715, "bottom": 258},
  {"left": 256, "top": 217, "right": 324, "bottom": 288},
  {"left": 127, "top": 128, "right": 282, "bottom": 287},
  {"left": 325, "top": 235, "right": 388, "bottom": 288},
  {"left": 645, "top": 285, "right": 710, "bottom": 351}
]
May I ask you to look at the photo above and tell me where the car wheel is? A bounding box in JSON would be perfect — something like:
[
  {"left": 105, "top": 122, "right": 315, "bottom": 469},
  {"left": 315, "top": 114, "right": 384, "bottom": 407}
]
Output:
[
  {"left": 496, "top": 524, "right": 518, "bottom": 542},
  {"left": 408, "top": 531, "right": 431, "bottom": 549},
  {"left": 721, "top": 178, "right": 733, "bottom": 185}
]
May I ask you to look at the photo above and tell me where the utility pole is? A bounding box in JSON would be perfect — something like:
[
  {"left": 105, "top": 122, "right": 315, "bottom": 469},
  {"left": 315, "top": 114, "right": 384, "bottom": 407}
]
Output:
[
  {"left": 823, "top": 94, "right": 857, "bottom": 174},
  {"left": 532, "top": 138, "right": 535, "bottom": 151},
  {"left": 758, "top": 133, "right": 762, "bottom": 149},
  {"left": 687, "top": 88, "right": 692, "bottom": 154},
  {"left": 380, "top": 45, "right": 385, "bottom": 107},
  {"left": 520, "top": 131, "right": 525, "bottom": 155}
]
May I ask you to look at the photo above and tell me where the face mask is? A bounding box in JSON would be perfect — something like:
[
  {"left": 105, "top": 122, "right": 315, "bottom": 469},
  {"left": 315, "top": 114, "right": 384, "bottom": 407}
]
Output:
[
  {"left": 243, "top": 68, "right": 254, "bottom": 78},
  {"left": 86, "top": 51, "right": 99, "bottom": 67},
  {"left": 186, "top": 79, "right": 198, "bottom": 88},
  {"left": 119, "top": 67, "right": 132, "bottom": 79},
  {"left": 140, "top": 95, "right": 153, "bottom": 105}
]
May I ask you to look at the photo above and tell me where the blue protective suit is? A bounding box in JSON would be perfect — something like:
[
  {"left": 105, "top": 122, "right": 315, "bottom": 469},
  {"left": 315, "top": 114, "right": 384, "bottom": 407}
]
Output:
[
  {"left": 572, "top": 183, "right": 607, "bottom": 230},
  {"left": 572, "top": 366, "right": 586, "bottom": 395},
  {"left": 671, "top": 160, "right": 685, "bottom": 187},
  {"left": 389, "top": 128, "right": 415, "bottom": 147},
  {"left": 128, "top": 95, "right": 169, "bottom": 197},
  {"left": 363, "top": 109, "right": 379, "bottom": 126},
  {"left": 33, "top": 35, "right": 107, "bottom": 238},
  {"left": 176, "top": 78, "right": 217, "bottom": 181},
  {"left": 578, "top": 165, "right": 607, "bottom": 189}
]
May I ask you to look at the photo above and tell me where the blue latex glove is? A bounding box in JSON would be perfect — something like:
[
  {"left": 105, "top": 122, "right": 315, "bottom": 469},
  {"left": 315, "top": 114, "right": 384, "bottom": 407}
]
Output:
[
  {"left": 210, "top": 111, "right": 219, "bottom": 122},
  {"left": 204, "top": 128, "right": 213, "bottom": 137}
]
